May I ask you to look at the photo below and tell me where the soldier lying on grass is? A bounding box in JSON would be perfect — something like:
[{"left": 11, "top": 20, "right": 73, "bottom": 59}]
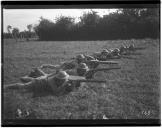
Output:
[
  {"left": 39, "top": 54, "right": 86, "bottom": 71},
  {"left": 119, "top": 45, "right": 133, "bottom": 55},
  {"left": 4, "top": 71, "right": 106, "bottom": 96},
  {"left": 94, "top": 45, "right": 140, "bottom": 61},
  {"left": 40, "top": 54, "right": 118, "bottom": 70},
  {"left": 66, "top": 63, "right": 121, "bottom": 79},
  {"left": 17, "top": 62, "right": 120, "bottom": 93},
  {"left": 20, "top": 61, "right": 120, "bottom": 81},
  {"left": 93, "top": 49, "right": 121, "bottom": 61}
]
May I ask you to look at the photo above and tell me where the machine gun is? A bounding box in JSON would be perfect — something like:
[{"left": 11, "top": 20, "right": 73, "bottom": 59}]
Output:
[
  {"left": 62, "top": 75, "right": 107, "bottom": 93},
  {"left": 86, "top": 59, "right": 119, "bottom": 69},
  {"left": 68, "top": 75, "right": 106, "bottom": 83},
  {"left": 85, "top": 67, "right": 121, "bottom": 79}
]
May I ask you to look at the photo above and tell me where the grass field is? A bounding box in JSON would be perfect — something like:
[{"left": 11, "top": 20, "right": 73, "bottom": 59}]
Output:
[{"left": 3, "top": 39, "right": 160, "bottom": 120}]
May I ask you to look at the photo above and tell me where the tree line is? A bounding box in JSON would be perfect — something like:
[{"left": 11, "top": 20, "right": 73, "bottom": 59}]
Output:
[
  {"left": 4, "top": 8, "right": 159, "bottom": 41},
  {"left": 4, "top": 24, "right": 37, "bottom": 42}
]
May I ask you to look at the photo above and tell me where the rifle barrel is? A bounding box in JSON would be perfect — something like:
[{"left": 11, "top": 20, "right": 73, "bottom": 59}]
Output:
[
  {"left": 98, "top": 61, "right": 118, "bottom": 64},
  {"left": 68, "top": 76, "right": 106, "bottom": 83},
  {"left": 77, "top": 79, "right": 106, "bottom": 83},
  {"left": 91, "top": 67, "right": 121, "bottom": 72}
]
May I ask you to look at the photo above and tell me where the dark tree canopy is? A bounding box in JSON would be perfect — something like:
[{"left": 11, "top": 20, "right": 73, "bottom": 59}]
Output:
[{"left": 4, "top": 8, "right": 160, "bottom": 41}]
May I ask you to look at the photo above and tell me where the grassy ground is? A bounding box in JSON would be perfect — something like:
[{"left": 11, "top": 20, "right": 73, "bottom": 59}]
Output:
[{"left": 3, "top": 39, "right": 160, "bottom": 119}]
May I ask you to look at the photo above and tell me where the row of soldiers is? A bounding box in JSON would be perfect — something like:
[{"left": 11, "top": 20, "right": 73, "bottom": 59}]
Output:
[
  {"left": 5, "top": 43, "right": 137, "bottom": 96},
  {"left": 93, "top": 44, "right": 135, "bottom": 61}
]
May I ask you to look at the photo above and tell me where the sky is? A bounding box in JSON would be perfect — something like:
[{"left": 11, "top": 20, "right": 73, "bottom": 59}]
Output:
[{"left": 3, "top": 9, "right": 117, "bottom": 32}]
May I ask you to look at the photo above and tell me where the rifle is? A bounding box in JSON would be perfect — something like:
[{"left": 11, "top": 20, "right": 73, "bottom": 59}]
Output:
[
  {"left": 68, "top": 75, "right": 106, "bottom": 83},
  {"left": 85, "top": 67, "right": 121, "bottom": 79},
  {"left": 119, "top": 55, "right": 137, "bottom": 60},
  {"left": 133, "top": 47, "right": 146, "bottom": 50},
  {"left": 87, "top": 60, "right": 118, "bottom": 65},
  {"left": 97, "top": 60, "right": 118, "bottom": 64}
]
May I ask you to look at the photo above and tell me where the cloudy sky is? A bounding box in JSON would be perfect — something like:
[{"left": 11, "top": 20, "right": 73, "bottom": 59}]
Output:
[{"left": 3, "top": 9, "right": 117, "bottom": 32}]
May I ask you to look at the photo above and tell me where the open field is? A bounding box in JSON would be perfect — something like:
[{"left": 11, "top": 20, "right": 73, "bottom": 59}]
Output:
[{"left": 3, "top": 39, "right": 160, "bottom": 120}]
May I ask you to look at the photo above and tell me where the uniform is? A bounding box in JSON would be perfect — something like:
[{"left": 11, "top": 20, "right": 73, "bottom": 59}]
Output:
[{"left": 7, "top": 71, "right": 74, "bottom": 96}]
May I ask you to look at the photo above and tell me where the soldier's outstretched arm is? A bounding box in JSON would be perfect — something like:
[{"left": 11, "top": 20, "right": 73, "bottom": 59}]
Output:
[{"left": 20, "top": 76, "right": 35, "bottom": 83}]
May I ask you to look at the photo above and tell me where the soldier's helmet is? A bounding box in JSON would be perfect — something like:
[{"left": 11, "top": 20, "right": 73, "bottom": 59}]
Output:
[
  {"left": 77, "top": 63, "right": 89, "bottom": 76},
  {"left": 85, "top": 55, "right": 95, "bottom": 61},
  {"left": 101, "top": 49, "right": 109, "bottom": 54},
  {"left": 77, "top": 54, "right": 85, "bottom": 60},
  {"left": 120, "top": 45, "right": 125, "bottom": 49},
  {"left": 113, "top": 48, "right": 120, "bottom": 53},
  {"left": 55, "top": 71, "right": 69, "bottom": 80},
  {"left": 129, "top": 44, "right": 135, "bottom": 49},
  {"left": 119, "top": 45, "right": 126, "bottom": 53},
  {"left": 76, "top": 54, "right": 85, "bottom": 63},
  {"left": 49, "top": 71, "right": 70, "bottom": 88}
]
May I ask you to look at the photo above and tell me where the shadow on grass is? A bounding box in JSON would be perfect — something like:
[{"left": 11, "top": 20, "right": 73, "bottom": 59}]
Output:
[
  {"left": 3, "top": 87, "right": 74, "bottom": 120},
  {"left": 129, "top": 52, "right": 143, "bottom": 56},
  {"left": 121, "top": 56, "right": 137, "bottom": 60},
  {"left": 26, "top": 86, "right": 74, "bottom": 98},
  {"left": 134, "top": 47, "right": 146, "bottom": 50}
]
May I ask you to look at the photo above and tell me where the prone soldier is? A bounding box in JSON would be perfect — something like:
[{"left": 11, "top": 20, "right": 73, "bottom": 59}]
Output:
[
  {"left": 66, "top": 63, "right": 121, "bottom": 79},
  {"left": 93, "top": 49, "right": 121, "bottom": 61},
  {"left": 19, "top": 62, "right": 114, "bottom": 92},
  {"left": 128, "top": 44, "right": 135, "bottom": 52},
  {"left": 65, "top": 62, "right": 121, "bottom": 88},
  {"left": 5, "top": 70, "right": 107, "bottom": 96},
  {"left": 119, "top": 45, "right": 128, "bottom": 55},
  {"left": 93, "top": 49, "right": 109, "bottom": 61},
  {"left": 20, "top": 54, "right": 87, "bottom": 82},
  {"left": 72, "top": 54, "right": 119, "bottom": 69},
  {"left": 109, "top": 48, "right": 121, "bottom": 58}
]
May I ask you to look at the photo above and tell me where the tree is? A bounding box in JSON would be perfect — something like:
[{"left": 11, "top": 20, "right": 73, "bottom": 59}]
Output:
[
  {"left": 12, "top": 28, "right": 19, "bottom": 42},
  {"left": 27, "top": 24, "right": 32, "bottom": 32},
  {"left": 34, "top": 17, "right": 55, "bottom": 40},
  {"left": 7, "top": 25, "right": 13, "bottom": 38},
  {"left": 55, "top": 16, "right": 75, "bottom": 29},
  {"left": 27, "top": 24, "right": 32, "bottom": 40},
  {"left": 80, "top": 10, "right": 100, "bottom": 27},
  {"left": 55, "top": 16, "right": 75, "bottom": 40},
  {"left": 33, "top": 8, "right": 159, "bottom": 41}
]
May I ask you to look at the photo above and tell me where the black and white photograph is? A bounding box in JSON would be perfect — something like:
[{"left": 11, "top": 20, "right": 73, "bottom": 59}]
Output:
[{"left": 2, "top": 1, "right": 160, "bottom": 126}]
